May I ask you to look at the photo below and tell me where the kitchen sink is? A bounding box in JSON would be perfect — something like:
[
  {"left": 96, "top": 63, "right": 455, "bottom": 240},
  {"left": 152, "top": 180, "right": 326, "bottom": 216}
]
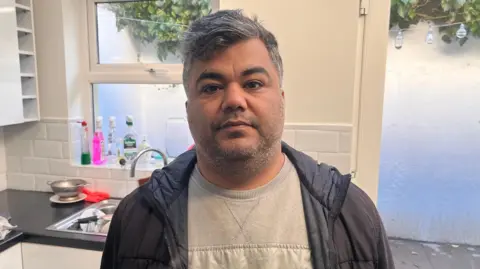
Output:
[{"left": 46, "top": 199, "right": 121, "bottom": 236}]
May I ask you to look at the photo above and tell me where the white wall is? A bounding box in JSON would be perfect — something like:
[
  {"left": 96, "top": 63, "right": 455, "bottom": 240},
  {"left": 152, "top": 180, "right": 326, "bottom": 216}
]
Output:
[
  {"left": 0, "top": 128, "right": 6, "bottom": 191},
  {"left": 378, "top": 23, "right": 480, "bottom": 245},
  {"left": 220, "top": 0, "right": 360, "bottom": 124}
]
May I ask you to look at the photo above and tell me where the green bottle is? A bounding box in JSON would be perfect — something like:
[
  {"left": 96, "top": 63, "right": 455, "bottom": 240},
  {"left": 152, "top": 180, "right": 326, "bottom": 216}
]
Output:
[
  {"left": 80, "top": 121, "right": 91, "bottom": 165},
  {"left": 123, "top": 115, "right": 138, "bottom": 162}
]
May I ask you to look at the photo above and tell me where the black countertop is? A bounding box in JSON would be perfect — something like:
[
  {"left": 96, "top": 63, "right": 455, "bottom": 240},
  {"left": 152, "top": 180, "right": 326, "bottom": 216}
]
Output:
[{"left": 0, "top": 190, "right": 107, "bottom": 252}]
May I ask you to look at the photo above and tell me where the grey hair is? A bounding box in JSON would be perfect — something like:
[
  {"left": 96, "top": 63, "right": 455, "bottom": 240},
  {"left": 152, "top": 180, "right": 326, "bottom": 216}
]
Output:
[{"left": 181, "top": 9, "right": 283, "bottom": 91}]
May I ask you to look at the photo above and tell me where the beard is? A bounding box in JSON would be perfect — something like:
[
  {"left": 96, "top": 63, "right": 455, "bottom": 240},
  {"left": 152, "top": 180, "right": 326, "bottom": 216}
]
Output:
[{"left": 194, "top": 112, "right": 284, "bottom": 168}]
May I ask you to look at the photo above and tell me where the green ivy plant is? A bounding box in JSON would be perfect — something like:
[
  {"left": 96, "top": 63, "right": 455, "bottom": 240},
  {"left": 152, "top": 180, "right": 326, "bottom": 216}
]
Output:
[
  {"left": 106, "top": 0, "right": 211, "bottom": 61},
  {"left": 390, "top": 0, "right": 480, "bottom": 45}
]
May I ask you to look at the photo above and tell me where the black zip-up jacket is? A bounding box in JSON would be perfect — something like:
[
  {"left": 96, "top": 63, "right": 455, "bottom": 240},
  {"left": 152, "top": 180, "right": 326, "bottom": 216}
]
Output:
[{"left": 101, "top": 143, "right": 394, "bottom": 269}]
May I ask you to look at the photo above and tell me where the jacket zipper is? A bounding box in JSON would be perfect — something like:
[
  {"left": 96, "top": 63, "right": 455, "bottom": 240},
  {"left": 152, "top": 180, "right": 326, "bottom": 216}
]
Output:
[{"left": 142, "top": 191, "right": 182, "bottom": 269}]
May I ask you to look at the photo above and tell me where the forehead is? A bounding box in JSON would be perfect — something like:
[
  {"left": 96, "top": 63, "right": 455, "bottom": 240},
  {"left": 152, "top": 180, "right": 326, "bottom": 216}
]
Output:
[{"left": 189, "top": 38, "right": 277, "bottom": 80}]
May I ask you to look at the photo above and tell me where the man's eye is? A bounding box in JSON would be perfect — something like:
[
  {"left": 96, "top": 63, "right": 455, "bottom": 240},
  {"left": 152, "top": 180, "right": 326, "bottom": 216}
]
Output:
[
  {"left": 201, "top": 85, "right": 222, "bottom": 94},
  {"left": 244, "top": 81, "right": 263, "bottom": 90}
]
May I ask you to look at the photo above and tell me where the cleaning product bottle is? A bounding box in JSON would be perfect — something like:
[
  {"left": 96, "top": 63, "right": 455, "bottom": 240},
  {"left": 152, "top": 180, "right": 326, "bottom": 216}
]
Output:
[
  {"left": 93, "top": 116, "right": 105, "bottom": 165},
  {"left": 123, "top": 115, "right": 138, "bottom": 162},
  {"left": 138, "top": 135, "right": 152, "bottom": 164},
  {"left": 80, "top": 121, "right": 91, "bottom": 165},
  {"left": 106, "top": 116, "right": 117, "bottom": 164}
]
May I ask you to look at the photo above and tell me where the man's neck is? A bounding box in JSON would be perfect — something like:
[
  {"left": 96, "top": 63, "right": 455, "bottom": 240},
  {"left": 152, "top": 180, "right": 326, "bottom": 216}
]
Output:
[{"left": 196, "top": 147, "right": 285, "bottom": 191}]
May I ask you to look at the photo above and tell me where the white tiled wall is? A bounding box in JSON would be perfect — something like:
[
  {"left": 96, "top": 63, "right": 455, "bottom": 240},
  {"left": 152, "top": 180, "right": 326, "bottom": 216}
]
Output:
[
  {"left": 283, "top": 123, "right": 352, "bottom": 174},
  {"left": 0, "top": 128, "right": 7, "bottom": 191},
  {"left": 3, "top": 119, "right": 151, "bottom": 197},
  {"left": 2, "top": 119, "right": 352, "bottom": 197}
]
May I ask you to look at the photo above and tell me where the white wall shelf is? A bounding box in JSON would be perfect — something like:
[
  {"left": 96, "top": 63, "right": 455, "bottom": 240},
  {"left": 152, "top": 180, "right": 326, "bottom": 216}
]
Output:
[
  {"left": 15, "top": 3, "right": 30, "bottom": 11},
  {"left": 0, "top": 0, "right": 41, "bottom": 125},
  {"left": 17, "top": 27, "right": 32, "bottom": 34},
  {"left": 19, "top": 50, "right": 34, "bottom": 55},
  {"left": 20, "top": 72, "right": 35, "bottom": 78},
  {"left": 22, "top": 94, "right": 36, "bottom": 99}
]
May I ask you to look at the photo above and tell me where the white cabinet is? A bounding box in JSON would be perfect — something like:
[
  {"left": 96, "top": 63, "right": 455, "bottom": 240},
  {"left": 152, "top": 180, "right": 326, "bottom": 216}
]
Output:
[
  {"left": 0, "top": 0, "right": 40, "bottom": 126},
  {"left": 0, "top": 0, "right": 24, "bottom": 126},
  {"left": 21, "top": 243, "right": 102, "bottom": 269},
  {"left": 0, "top": 243, "right": 23, "bottom": 269}
]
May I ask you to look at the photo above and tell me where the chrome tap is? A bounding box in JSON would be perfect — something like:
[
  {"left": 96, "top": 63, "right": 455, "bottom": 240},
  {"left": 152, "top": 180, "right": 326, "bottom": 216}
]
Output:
[{"left": 130, "top": 148, "right": 169, "bottom": 178}]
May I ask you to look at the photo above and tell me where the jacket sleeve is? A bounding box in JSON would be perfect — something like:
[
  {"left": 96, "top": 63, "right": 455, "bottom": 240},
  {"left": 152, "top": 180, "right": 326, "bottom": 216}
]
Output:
[
  {"left": 375, "top": 208, "right": 395, "bottom": 269},
  {"left": 100, "top": 199, "right": 126, "bottom": 269},
  {"left": 335, "top": 183, "right": 395, "bottom": 269}
]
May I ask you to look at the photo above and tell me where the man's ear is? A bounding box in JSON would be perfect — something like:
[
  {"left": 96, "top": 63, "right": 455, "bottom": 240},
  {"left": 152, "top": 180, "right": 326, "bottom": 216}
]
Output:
[{"left": 281, "top": 90, "right": 285, "bottom": 98}]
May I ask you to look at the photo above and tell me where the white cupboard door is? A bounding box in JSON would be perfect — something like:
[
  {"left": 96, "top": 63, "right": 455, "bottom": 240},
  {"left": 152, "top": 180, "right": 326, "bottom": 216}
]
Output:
[
  {"left": 0, "top": 0, "right": 24, "bottom": 126},
  {"left": 0, "top": 243, "right": 23, "bottom": 269},
  {"left": 21, "top": 243, "right": 102, "bottom": 269}
]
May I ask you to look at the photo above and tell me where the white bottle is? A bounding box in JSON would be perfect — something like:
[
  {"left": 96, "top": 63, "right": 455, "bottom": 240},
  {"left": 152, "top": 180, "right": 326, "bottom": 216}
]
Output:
[
  {"left": 138, "top": 135, "right": 152, "bottom": 164},
  {"left": 107, "top": 116, "right": 117, "bottom": 164},
  {"left": 123, "top": 115, "right": 138, "bottom": 162}
]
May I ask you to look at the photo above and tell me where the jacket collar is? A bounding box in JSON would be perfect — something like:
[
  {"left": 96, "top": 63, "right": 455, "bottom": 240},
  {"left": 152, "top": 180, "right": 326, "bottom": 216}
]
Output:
[{"left": 144, "top": 141, "right": 350, "bottom": 214}]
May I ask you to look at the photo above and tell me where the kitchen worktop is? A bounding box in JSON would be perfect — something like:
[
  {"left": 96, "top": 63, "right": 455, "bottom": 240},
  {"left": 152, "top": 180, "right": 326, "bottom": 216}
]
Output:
[{"left": 0, "top": 190, "right": 107, "bottom": 252}]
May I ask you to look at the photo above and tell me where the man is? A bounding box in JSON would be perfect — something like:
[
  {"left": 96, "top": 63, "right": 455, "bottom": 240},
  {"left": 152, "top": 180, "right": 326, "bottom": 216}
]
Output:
[{"left": 101, "top": 10, "right": 394, "bottom": 269}]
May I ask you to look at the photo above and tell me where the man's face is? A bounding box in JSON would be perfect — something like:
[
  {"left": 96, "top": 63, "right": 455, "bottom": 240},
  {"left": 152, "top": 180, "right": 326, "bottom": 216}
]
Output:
[{"left": 186, "top": 38, "right": 284, "bottom": 161}]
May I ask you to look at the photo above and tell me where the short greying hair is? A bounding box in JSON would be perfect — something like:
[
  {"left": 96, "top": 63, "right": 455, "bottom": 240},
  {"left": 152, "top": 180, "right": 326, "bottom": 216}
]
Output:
[{"left": 181, "top": 9, "right": 283, "bottom": 90}]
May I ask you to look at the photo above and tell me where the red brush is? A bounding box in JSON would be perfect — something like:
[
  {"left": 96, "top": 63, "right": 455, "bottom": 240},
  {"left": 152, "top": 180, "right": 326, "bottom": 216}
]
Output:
[{"left": 81, "top": 188, "right": 110, "bottom": 203}]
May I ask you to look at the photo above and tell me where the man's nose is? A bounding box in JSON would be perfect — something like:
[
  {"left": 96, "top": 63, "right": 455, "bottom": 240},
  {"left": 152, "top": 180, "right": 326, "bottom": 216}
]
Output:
[{"left": 221, "top": 83, "right": 247, "bottom": 113}]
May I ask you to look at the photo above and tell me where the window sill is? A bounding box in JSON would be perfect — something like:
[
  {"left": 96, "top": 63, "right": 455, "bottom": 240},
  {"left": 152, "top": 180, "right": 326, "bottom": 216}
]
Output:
[{"left": 71, "top": 158, "right": 175, "bottom": 172}]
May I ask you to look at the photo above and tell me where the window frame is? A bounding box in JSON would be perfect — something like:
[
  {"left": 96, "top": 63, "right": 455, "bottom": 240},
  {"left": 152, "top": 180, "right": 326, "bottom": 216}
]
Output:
[{"left": 86, "top": 0, "right": 218, "bottom": 84}]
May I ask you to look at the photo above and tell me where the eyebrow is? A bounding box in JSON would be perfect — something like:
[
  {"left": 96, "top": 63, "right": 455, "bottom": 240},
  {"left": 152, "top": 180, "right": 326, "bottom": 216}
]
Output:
[
  {"left": 195, "top": 67, "right": 271, "bottom": 88},
  {"left": 241, "top": 67, "right": 270, "bottom": 79},
  {"left": 195, "top": 71, "right": 225, "bottom": 88}
]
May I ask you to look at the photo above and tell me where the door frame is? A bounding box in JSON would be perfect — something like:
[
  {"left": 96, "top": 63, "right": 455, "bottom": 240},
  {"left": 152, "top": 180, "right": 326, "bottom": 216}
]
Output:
[{"left": 351, "top": 0, "right": 391, "bottom": 203}]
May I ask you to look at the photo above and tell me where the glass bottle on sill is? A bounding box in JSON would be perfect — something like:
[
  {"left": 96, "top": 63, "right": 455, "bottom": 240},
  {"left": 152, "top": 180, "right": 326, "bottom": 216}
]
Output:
[
  {"left": 80, "top": 121, "right": 91, "bottom": 165},
  {"left": 123, "top": 115, "right": 138, "bottom": 163},
  {"left": 106, "top": 116, "right": 117, "bottom": 164},
  {"left": 93, "top": 116, "right": 106, "bottom": 165}
]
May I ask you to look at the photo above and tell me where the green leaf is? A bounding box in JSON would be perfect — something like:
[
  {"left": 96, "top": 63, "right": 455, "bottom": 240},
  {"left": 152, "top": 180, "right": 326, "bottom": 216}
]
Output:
[
  {"left": 408, "top": 8, "right": 416, "bottom": 19},
  {"left": 441, "top": 0, "right": 452, "bottom": 11},
  {"left": 397, "top": 5, "right": 406, "bottom": 18}
]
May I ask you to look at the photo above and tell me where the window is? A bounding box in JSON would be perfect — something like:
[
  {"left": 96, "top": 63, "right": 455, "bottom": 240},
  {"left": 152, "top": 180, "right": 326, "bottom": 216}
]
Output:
[
  {"left": 88, "top": 0, "right": 212, "bottom": 69},
  {"left": 86, "top": 0, "right": 216, "bottom": 161},
  {"left": 93, "top": 83, "right": 193, "bottom": 158}
]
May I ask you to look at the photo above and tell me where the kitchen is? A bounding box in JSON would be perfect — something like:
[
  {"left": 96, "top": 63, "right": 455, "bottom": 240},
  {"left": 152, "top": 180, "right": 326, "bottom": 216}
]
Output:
[{"left": 0, "top": 0, "right": 388, "bottom": 268}]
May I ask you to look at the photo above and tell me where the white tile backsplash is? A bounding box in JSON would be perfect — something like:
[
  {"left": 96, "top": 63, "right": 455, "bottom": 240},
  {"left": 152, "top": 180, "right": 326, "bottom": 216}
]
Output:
[
  {"left": 0, "top": 146, "right": 6, "bottom": 173},
  {"left": 295, "top": 130, "right": 339, "bottom": 152},
  {"left": 34, "top": 175, "right": 63, "bottom": 192},
  {"left": 34, "top": 140, "right": 63, "bottom": 159},
  {"left": 5, "top": 137, "right": 33, "bottom": 157},
  {"left": 22, "top": 157, "right": 50, "bottom": 174},
  {"left": 96, "top": 179, "right": 127, "bottom": 198},
  {"left": 6, "top": 156, "right": 21, "bottom": 173},
  {"left": 127, "top": 181, "right": 139, "bottom": 194},
  {"left": 79, "top": 167, "right": 111, "bottom": 179},
  {"left": 49, "top": 159, "right": 79, "bottom": 177},
  {"left": 3, "top": 120, "right": 353, "bottom": 197},
  {"left": 7, "top": 173, "right": 35, "bottom": 191},
  {"left": 339, "top": 132, "right": 352, "bottom": 153},
  {"left": 0, "top": 174, "right": 6, "bottom": 191},
  {"left": 4, "top": 122, "right": 47, "bottom": 140},
  {"left": 317, "top": 153, "right": 351, "bottom": 174},
  {"left": 282, "top": 129, "right": 296, "bottom": 147},
  {"left": 302, "top": 151, "right": 318, "bottom": 162},
  {"left": 110, "top": 169, "right": 130, "bottom": 181},
  {"left": 62, "top": 142, "right": 70, "bottom": 159},
  {"left": 47, "top": 123, "right": 69, "bottom": 141}
]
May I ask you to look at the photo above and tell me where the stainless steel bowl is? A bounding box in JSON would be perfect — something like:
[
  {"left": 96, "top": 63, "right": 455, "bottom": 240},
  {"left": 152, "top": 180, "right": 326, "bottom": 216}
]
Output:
[{"left": 47, "top": 179, "right": 89, "bottom": 199}]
